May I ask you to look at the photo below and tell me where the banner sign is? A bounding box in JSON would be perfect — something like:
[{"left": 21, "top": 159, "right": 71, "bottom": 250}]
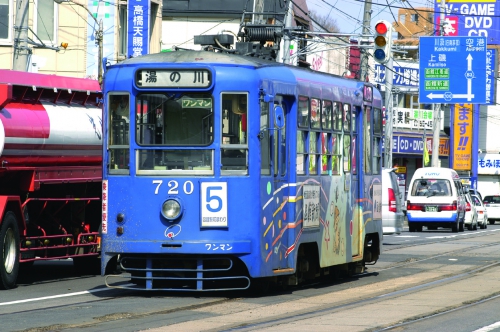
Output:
[
  {"left": 435, "top": 0, "right": 500, "bottom": 45},
  {"left": 128, "top": 0, "right": 150, "bottom": 57},
  {"left": 392, "top": 108, "right": 439, "bottom": 130},
  {"left": 391, "top": 135, "right": 450, "bottom": 156},
  {"left": 453, "top": 103, "right": 473, "bottom": 170},
  {"left": 374, "top": 63, "right": 419, "bottom": 86},
  {"left": 478, "top": 153, "right": 500, "bottom": 174}
]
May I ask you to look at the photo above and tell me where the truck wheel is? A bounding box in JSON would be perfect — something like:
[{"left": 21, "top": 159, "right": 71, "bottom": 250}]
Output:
[{"left": 0, "top": 212, "right": 20, "bottom": 290}]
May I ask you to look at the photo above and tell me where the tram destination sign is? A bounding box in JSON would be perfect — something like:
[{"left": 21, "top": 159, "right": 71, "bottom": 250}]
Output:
[
  {"left": 419, "top": 36, "right": 487, "bottom": 104},
  {"left": 136, "top": 69, "right": 212, "bottom": 88}
]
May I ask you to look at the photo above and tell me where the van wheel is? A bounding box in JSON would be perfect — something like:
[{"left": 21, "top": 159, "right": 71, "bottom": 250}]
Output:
[
  {"left": 459, "top": 222, "right": 465, "bottom": 232},
  {"left": 409, "top": 224, "right": 415, "bottom": 232},
  {"left": 0, "top": 212, "right": 20, "bottom": 290},
  {"left": 489, "top": 220, "right": 495, "bottom": 225}
]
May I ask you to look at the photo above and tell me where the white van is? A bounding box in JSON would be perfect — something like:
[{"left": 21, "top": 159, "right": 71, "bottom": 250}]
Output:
[
  {"left": 382, "top": 168, "right": 404, "bottom": 235},
  {"left": 406, "top": 167, "right": 466, "bottom": 232}
]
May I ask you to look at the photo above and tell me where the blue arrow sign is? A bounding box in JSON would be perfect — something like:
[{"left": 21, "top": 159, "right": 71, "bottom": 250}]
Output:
[{"left": 419, "top": 36, "right": 487, "bottom": 104}]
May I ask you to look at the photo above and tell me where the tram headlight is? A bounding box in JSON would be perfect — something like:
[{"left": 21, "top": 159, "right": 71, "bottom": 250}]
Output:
[{"left": 161, "top": 199, "right": 182, "bottom": 221}]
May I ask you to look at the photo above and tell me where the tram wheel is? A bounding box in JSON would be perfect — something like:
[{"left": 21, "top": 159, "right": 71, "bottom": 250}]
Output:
[{"left": 0, "top": 212, "right": 20, "bottom": 290}]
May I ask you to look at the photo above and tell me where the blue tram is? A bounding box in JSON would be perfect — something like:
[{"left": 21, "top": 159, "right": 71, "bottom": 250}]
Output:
[{"left": 101, "top": 50, "right": 384, "bottom": 291}]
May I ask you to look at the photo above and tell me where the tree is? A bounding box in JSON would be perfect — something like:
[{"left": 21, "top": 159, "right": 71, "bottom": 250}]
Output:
[{"left": 309, "top": 10, "right": 340, "bottom": 33}]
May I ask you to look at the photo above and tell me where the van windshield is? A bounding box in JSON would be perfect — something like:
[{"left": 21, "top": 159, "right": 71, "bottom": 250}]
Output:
[{"left": 411, "top": 179, "right": 451, "bottom": 197}]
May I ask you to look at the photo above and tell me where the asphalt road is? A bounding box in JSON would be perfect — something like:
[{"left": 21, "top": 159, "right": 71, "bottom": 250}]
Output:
[{"left": 3, "top": 224, "right": 500, "bottom": 332}]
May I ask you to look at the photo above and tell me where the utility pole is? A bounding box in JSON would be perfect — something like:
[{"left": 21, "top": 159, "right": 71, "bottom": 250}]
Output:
[
  {"left": 54, "top": 0, "right": 103, "bottom": 85},
  {"left": 431, "top": 0, "right": 446, "bottom": 167},
  {"left": 13, "top": 0, "right": 30, "bottom": 71},
  {"left": 359, "top": 0, "right": 372, "bottom": 82},
  {"left": 282, "top": 0, "right": 293, "bottom": 64}
]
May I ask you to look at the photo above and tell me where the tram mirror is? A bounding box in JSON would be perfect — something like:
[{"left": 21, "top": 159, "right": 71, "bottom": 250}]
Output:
[{"left": 274, "top": 105, "right": 284, "bottom": 129}]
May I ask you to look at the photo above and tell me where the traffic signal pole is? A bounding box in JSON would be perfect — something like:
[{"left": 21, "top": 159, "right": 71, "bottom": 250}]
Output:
[
  {"left": 385, "top": 57, "right": 394, "bottom": 167},
  {"left": 373, "top": 20, "right": 394, "bottom": 168}
]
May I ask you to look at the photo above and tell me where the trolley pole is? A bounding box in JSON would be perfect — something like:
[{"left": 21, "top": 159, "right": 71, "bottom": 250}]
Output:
[{"left": 359, "top": 0, "right": 372, "bottom": 82}]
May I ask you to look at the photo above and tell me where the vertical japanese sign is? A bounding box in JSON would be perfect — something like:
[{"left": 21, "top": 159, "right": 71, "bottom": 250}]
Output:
[
  {"left": 486, "top": 49, "right": 497, "bottom": 104},
  {"left": 453, "top": 104, "right": 473, "bottom": 170},
  {"left": 128, "top": 0, "right": 150, "bottom": 58}
]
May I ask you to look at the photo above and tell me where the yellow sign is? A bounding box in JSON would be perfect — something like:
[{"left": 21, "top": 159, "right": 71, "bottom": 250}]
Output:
[
  {"left": 396, "top": 166, "right": 406, "bottom": 174},
  {"left": 453, "top": 104, "right": 473, "bottom": 171}
]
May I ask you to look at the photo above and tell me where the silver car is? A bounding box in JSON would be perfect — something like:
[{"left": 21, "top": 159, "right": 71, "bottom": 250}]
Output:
[
  {"left": 382, "top": 168, "right": 404, "bottom": 235},
  {"left": 463, "top": 192, "right": 478, "bottom": 231},
  {"left": 471, "top": 194, "right": 488, "bottom": 229},
  {"left": 483, "top": 195, "right": 500, "bottom": 225}
]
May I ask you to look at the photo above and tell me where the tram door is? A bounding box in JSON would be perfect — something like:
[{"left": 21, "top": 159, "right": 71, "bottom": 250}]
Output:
[
  {"left": 271, "top": 98, "right": 290, "bottom": 269},
  {"left": 351, "top": 105, "right": 362, "bottom": 257}
]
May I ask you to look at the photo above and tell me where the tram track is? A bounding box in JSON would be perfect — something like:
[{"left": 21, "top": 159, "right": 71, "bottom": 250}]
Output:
[
  {"left": 215, "top": 262, "right": 500, "bottom": 332},
  {"left": 6, "top": 230, "right": 500, "bottom": 332},
  {"left": 138, "top": 233, "right": 500, "bottom": 332}
]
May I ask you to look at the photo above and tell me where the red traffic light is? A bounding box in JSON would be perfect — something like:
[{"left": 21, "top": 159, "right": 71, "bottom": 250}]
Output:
[{"left": 375, "top": 22, "right": 388, "bottom": 35}]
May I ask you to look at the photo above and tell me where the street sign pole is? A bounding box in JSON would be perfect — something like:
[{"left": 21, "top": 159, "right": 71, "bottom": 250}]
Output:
[{"left": 431, "top": 0, "right": 446, "bottom": 167}]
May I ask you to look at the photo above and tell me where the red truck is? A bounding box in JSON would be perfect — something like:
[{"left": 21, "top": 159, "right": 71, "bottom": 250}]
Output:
[{"left": 0, "top": 70, "right": 102, "bottom": 289}]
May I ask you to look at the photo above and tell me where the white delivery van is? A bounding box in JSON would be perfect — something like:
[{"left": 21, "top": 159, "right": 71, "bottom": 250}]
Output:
[{"left": 406, "top": 167, "right": 466, "bottom": 232}]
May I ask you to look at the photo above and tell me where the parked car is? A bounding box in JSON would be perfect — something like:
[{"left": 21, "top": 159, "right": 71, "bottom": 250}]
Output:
[
  {"left": 463, "top": 192, "right": 478, "bottom": 231},
  {"left": 469, "top": 188, "right": 483, "bottom": 201},
  {"left": 483, "top": 195, "right": 500, "bottom": 225},
  {"left": 471, "top": 194, "right": 488, "bottom": 229},
  {"left": 382, "top": 168, "right": 405, "bottom": 235}
]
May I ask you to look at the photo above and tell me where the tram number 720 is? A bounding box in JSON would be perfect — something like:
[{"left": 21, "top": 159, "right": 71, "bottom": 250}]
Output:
[{"left": 152, "top": 180, "right": 228, "bottom": 227}]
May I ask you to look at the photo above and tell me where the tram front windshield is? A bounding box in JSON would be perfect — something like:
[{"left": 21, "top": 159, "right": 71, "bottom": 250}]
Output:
[{"left": 107, "top": 92, "right": 248, "bottom": 175}]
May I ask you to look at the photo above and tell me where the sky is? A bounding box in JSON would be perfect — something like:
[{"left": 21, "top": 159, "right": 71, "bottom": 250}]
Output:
[{"left": 306, "top": 0, "right": 434, "bottom": 35}]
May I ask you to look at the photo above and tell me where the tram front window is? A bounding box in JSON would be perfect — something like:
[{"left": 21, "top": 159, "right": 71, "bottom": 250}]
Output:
[
  {"left": 135, "top": 93, "right": 214, "bottom": 174},
  {"left": 109, "top": 94, "right": 130, "bottom": 173}
]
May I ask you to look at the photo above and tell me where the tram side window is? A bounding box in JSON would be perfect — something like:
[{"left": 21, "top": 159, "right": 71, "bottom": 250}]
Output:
[
  {"left": 321, "top": 100, "right": 332, "bottom": 130},
  {"left": 331, "top": 134, "right": 341, "bottom": 175},
  {"left": 333, "top": 102, "right": 342, "bottom": 131},
  {"left": 311, "top": 98, "right": 321, "bottom": 129},
  {"left": 309, "top": 132, "right": 318, "bottom": 175},
  {"left": 344, "top": 104, "right": 352, "bottom": 172},
  {"left": 297, "top": 130, "right": 306, "bottom": 175},
  {"left": 108, "top": 94, "right": 130, "bottom": 173},
  {"left": 364, "top": 105, "right": 372, "bottom": 174},
  {"left": 298, "top": 96, "right": 309, "bottom": 128},
  {"left": 221, "top": 93, "right": 248, "bottom": 174},
  {"left": 321, "top": 100, "right": 332, "bottom": 175},
  {"left": 352, "top": 106, "right": 359, "bottom": 174},
  {"left": 260, "top": 101, "right": 271, "bottom": 175},
  {"left": 373, "top": 107, "right": 382, "bottom": 173}
]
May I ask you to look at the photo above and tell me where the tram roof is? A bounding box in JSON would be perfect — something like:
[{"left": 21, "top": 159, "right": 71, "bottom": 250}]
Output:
[{"left": 118, "top": 50, "right": 285, "bottom": 68}]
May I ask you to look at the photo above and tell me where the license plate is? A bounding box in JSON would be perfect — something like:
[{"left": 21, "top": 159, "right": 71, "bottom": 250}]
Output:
[{"left": 426, "top": 206, "right": 438, "bottom": 212}]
